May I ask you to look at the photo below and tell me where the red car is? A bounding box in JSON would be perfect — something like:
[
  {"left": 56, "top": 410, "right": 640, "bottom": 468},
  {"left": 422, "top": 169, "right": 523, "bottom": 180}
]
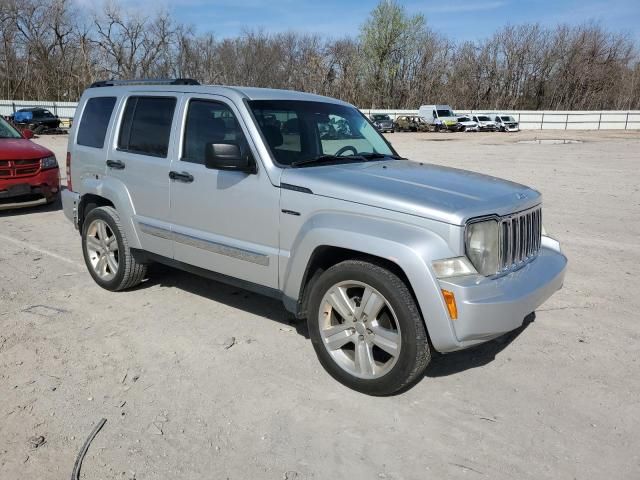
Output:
[{"left": 0, "top": 117, "right": 60, "bottom": 209}]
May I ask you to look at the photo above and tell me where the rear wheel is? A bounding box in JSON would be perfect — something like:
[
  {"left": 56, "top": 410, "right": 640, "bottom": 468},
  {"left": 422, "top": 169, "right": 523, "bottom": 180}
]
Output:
[
  {"left": 307, "top": 260, "right": 431, "bottom": 395},
  {"left": 82, "top": 206, "right": 146, "bottom": 291}
]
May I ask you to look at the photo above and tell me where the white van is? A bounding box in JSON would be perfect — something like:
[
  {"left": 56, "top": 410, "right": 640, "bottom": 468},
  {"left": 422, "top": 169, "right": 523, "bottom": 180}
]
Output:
[
  {"left": 418, "top": 105, "right": 458, "bottom": 131},
  {"left": 469, "top": 114, "right": 498, "bottom": 132}
]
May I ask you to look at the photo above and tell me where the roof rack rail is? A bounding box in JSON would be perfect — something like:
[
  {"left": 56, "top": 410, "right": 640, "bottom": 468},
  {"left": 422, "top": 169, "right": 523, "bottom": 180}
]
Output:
[{"left": 89, "top": 78, "right": 200, "bottom": 88}]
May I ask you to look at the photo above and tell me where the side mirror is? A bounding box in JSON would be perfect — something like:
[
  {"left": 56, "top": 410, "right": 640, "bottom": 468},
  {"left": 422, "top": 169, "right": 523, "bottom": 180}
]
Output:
[
  {"left": 205, "top": 142, "right": 255, "bottom": 173},
  {"left": 22, "top": 129, "right": 34, "bottom": 139}
]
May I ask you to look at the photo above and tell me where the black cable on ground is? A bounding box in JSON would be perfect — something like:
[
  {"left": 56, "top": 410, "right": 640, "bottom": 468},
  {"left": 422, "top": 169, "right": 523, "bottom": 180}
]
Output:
[{"left": 71, "top": 418, "right": 107, "bottom": 480}]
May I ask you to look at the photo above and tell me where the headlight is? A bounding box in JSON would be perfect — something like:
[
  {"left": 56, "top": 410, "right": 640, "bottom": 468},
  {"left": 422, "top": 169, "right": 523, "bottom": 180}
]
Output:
[
  {"left": 40, "top": 155, "right": 58, "bottom": 170},
  {"left": 432, "top": 257, "right": 477, "bottom": 279},
  {"left": 465, "top": 219, "right": 500, "bottom": 276}
]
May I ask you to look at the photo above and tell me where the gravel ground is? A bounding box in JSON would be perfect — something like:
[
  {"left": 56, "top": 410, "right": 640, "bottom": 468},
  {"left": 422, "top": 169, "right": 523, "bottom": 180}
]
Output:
[{"left": 1, "top": 130, "right": 639, "bottom": 479}]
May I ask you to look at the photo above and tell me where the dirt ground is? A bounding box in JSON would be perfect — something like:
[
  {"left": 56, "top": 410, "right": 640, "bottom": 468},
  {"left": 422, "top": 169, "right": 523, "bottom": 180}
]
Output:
[{"left": 1, "top": 130, "right": 639, "bottom": 479}]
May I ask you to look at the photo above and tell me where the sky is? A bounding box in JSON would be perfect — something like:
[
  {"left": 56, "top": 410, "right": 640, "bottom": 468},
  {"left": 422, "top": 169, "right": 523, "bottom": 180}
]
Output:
[{"left": 88, "top": 0, "right": 640, "bottom": 43}]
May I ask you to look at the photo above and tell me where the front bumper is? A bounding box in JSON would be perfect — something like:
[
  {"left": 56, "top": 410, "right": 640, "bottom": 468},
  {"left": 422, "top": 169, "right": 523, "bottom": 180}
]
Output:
[
  {"left": 438, "top": 245, "right": 567, "bottom": 348},
  {"left": 0, "top": 168, "right": 60, "bottom": 209}
]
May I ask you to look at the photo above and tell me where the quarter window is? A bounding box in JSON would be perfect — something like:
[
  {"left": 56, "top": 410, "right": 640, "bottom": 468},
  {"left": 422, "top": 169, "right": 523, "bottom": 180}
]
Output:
[
  {"left": 182, "top": 100, "right": 249, "bottom": 164},
  {"left": 118, "top": 96, "right": 176, "bottom": 157},
  {"left": 77, "top": 97, "right": 117, "bottom": 149}
]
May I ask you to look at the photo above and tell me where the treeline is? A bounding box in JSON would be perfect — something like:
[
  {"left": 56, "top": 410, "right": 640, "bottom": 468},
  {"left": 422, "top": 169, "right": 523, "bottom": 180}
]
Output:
[{"left": 1, "top": 0, "right": 639, "bottom": 110}]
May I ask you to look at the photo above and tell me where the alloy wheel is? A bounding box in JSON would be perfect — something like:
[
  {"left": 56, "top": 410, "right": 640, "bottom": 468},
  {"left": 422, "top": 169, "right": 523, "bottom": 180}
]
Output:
[
  {"left": 85, "top": 219, "right": 119, "bottom": 281},
  {"left": 318, "top": 281, "right": 401, "bottom": 379}
]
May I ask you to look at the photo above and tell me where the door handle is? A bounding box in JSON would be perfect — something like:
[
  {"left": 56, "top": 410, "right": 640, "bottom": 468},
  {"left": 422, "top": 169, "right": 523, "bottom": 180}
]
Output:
[
  {"left": 169, "top": 171, "right": 194, "bottom": 183},
  {"left": 106, "top": 160, "right": 125, "bottom": 170}
]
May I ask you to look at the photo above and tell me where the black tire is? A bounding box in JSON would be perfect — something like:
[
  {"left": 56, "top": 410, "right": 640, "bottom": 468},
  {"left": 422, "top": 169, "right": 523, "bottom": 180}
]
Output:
[
  {"left": 81, "top": 206, "right": 147, "bottom": 291},
  {"left": 307, "top": 260, "right": 431, "bottom": 395}
]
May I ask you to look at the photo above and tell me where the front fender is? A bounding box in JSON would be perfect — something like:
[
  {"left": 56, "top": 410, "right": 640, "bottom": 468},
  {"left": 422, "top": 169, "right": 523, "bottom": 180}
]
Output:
[
  {"left": 79, "top": 176, "right": 141, "bottom": 249},
  {"left": 281, "top": 211, "right": 462, "bottom": 352}
]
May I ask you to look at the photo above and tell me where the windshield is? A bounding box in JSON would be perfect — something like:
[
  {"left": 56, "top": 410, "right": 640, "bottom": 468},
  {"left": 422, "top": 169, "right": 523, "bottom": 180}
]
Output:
[
  {"left": 249, "top": 100, "right": 396, "bottom": 166},
  {"left": 458, "top": 117, "right": 470, "bottom": 122},
  {"left": 0, "top": 117, "right": 23, "bottom": 139},
  {"left": 501, "top": 116, "right": 515, "bottom": 122},
  {"left": 436, "top": 109, "right": 454, "bottom": 118},
  {"left": 477, "top": 116, "right": 491, "bottom": 121},
  {"left": 372, "top": 114, "right": 390, "bottom": 121}
]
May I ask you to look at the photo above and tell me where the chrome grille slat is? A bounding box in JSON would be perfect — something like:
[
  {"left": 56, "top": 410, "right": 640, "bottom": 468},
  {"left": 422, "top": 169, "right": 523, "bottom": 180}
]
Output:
[
  {"left": 515, "top": 216, "right": 521, "bottom": 263},
  {"left": 524, "top": 216, "right": 529, "bottom": 258},
  {"left": 498, "top": 206, "right": 542, "bottom": 273},
  {"left": 507, "top": 218, "right": 512, "bottom": 266}
]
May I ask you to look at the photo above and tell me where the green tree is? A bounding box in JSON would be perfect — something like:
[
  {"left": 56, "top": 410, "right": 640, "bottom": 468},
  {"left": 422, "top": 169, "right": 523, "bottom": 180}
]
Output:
[{"left": 359, "top": 0, "right": 426, "bottom": 108}]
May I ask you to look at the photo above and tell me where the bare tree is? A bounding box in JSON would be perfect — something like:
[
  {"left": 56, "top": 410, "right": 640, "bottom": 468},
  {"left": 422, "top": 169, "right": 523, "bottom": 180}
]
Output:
[{"left": 0, "top": 0, "right": 638, "bottom": 109}]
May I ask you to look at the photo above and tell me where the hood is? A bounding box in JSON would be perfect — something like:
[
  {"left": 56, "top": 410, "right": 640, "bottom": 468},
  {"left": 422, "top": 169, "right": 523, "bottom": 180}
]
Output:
[
  {"left": 281, "top": 160, "right": 540, "bottom": 225},
  {"left": 0, "top": 138, "right": 54, "bottom": 160}
]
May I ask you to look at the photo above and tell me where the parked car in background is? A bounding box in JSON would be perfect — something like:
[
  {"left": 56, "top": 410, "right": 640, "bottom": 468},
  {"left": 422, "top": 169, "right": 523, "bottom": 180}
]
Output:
[
  {"left": 369, "top": 114, "right": 395, "bottom": 133},
  {"left": 10, "top": 107, "right": 61, "bottom": 133},
  {"left": 456, "top": 116, "right": 479, "bottom": 132},
  {"left": 470, "top": 114, "right": 497, "bottom": 131},
  {"left": 62, "top": 79, "right": 566, "bottom": 395},
  {"left": 394, "top": 115, "right": 429, "bottom": 132},
  {"left": 418, "top": 105, "right": 458, "bottom": 131},
  {"left": 0, "top": 117, "right": 60, "bottom": 209},
  {"left": 493, "top": 114, "right": 520, "bottom": 132}
]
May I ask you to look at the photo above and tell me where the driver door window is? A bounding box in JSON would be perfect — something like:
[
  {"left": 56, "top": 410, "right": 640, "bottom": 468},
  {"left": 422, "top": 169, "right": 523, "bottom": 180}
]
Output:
[{"left": 182, "top": 100, "right": 248, "bottom": 165}]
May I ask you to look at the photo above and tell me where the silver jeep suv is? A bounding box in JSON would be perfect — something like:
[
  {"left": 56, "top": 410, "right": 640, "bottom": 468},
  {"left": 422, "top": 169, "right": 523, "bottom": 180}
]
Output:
[{"left": 62, "top": 79, "right": 567, "bottom": 395}]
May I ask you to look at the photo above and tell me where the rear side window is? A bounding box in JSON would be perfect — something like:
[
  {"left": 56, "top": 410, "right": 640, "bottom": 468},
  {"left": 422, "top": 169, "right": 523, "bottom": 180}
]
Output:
[
  {"left": 77, "top": 97, "right": 116, "bottom": 148},
  {"left": 118, "top": 96, "right": 176, "bottom": 157}
]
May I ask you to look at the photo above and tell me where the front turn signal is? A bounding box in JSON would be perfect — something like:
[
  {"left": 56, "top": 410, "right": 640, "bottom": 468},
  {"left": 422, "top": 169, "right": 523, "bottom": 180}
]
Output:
[{"left": 442, "top": 289, "right": 458, "bottom": 320}]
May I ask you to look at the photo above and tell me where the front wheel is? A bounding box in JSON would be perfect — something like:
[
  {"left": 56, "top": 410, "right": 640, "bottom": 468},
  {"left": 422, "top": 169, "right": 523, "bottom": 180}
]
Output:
[{"left": 307, "top": 260, "right": 431, "bottom": 395}]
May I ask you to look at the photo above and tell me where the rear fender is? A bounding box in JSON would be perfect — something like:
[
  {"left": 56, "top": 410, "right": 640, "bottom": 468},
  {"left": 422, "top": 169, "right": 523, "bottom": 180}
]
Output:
[{"left": 79, "top": 176, "right": 141, "bottom": 248}]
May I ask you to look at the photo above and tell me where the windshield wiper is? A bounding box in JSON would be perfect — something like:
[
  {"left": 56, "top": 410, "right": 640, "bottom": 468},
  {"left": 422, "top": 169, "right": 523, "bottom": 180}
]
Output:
[
  {"left": 290, "top": 155, "right": 366, "bottom": 168},
  {"left": 352, "top": 152, "right": 407, "bottom": 160},
  {"left": 290, "top": 152, "right": 406, "bottom": 168}
]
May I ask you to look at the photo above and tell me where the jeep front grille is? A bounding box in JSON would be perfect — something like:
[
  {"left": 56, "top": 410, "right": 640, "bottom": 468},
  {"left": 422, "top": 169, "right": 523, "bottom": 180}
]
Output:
[{"left": 499, "top": 207, "right": 542, "bottom": 271}]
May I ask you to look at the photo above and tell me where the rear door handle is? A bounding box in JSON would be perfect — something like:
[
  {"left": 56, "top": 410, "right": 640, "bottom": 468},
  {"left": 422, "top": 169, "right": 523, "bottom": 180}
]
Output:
[
  {"left": 106, "top": 160, "right": 125, "bottom": 170},
  {"left": 169, "top": 171, "right": 194, "bottom": 183}
]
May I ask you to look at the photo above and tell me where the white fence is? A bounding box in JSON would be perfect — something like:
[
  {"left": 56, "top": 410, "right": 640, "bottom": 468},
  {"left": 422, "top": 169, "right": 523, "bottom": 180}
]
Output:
[
  {"left": 363, "top": 109, "right": 640, "bottom": 130},
  {"left": 1, "top": 99, "right": 639, "bottom": 130},
  {"left": 0, "top": 100, "right": 77, "bottom": 120}
]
